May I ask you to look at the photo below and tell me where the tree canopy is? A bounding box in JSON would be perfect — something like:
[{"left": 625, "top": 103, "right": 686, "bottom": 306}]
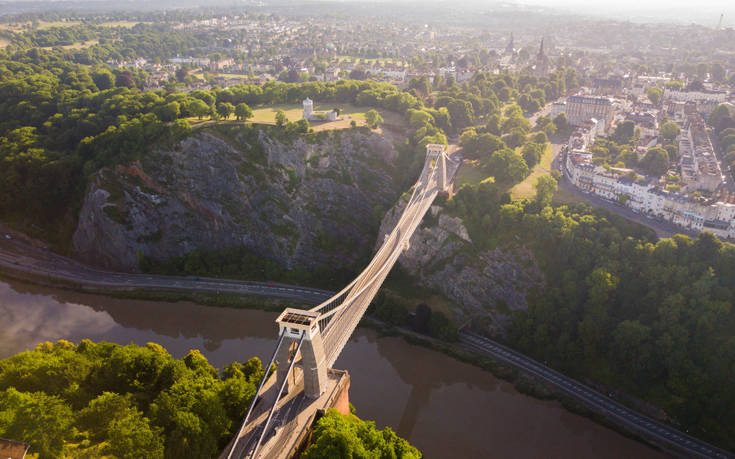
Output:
[{"left": 0, "top": 340, "right": 263, "bottom": 459}]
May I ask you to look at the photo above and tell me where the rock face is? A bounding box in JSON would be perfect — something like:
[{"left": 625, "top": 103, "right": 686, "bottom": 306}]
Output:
[
  {"left": 377, "top": 198, "right": 544, "bottom": 330},
  {"left": 73, "top": 127, "right": 399, "bottom": 271}
]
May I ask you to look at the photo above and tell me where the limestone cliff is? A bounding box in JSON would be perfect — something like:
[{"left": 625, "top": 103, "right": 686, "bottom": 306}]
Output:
[
  {"left": 73, "top": 126, "right": 399, "bottom": 271},
  {"left": 377, "top": 195, "right": 544, "bottom": 330}
]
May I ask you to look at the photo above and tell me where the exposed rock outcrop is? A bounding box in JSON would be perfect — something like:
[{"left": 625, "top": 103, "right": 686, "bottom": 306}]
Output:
[
  {"left": 377, "top": 196, "right": 545, "bottom": 330},
  {"left": 73, "top": 127, "right": 399, "bottom": 271}
]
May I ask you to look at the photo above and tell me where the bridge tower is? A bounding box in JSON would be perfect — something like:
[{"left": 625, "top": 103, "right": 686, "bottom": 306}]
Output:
[
  {"left": 425, "top": 144, "right": 449, "bottom": 191},
  {"left": 274, "top": 309, "right": 328, "bottom": 399}
]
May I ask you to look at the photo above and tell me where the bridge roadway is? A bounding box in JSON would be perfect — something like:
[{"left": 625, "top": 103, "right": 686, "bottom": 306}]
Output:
[
  {"left": 318, "top": 148, "right": 455, "bottom": 368},
  {"left": 226, "top": 146, "right": 460, "bottom": 458}
]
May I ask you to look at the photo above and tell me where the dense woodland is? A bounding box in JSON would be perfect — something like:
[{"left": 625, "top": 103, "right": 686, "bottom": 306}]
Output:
[
  {"left": 447, "top": 180, "right": 735, "bottom": 450},
  {"left": 0, "top": 340, "right": 263, "bottom": 458},
  {"left": 0, "top": 340, "right": 420, "bottom": 458}
]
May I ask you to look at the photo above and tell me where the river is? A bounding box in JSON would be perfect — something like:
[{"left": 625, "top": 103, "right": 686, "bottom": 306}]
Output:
[{"left": 0, "top": 279, "right": 664, "bottom": 458}]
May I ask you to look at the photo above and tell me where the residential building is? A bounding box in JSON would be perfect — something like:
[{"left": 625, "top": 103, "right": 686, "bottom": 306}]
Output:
[{"left": 565, "top": 95, "right": 614, "bottom": 132}]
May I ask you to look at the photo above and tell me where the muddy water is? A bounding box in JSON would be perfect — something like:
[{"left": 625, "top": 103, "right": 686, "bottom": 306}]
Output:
[{"left": 0, "top": 280, "right": 663, "bottom": 458}]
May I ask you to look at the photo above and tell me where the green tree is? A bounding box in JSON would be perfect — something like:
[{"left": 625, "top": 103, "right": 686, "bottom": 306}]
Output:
[
  {"left": 235, "top": 103, "right": 253, "bottom": 121},
  {"left": 156, "top": 101, "right": 180, "bottom": 122},
  {"left": 107, "top": 411, "right": 164, "bottom": 459},
  {"left": 639, "top": 147, "right": 670, "bottom": 177},
  {"left": 503, "top": 128, "right": 527, "bottom": 149},
  {"left": 613, "top": 120, "right": 636, "bottom": 144},
  {"left": 709, "top": 104, "right": 731, "bottom": 129},
  {"left": 275, "top": 109, "right": 288, "bottom": 127},
  {"left": 487, "top": 148, "right": 529, "bottom": 183},
  {"left": 0, "top": 388, "right": 73, "bottom": 458},
  {"left": 660, "top": 121, "right": 680, "bottom": 142},
  {"left": 646, "top": 86, "right": 663, "bottom": 105},
  {"left": 187, "top": 99, "right": 210, "bottom": 120},
  {"left": 535, "top": 174, "right": 558, "bottom": 207},
  {"left": 365, "top": 109, "right": 383, "bottom": 128},
  {"left": 302, "top": 409, "right": 420, "bottom": 459},
  {"left": 216, "top": 102, "right": 234, "bottom": 120},
  {"left": 92, "top": 69, "right": 115, "bottom": 90},
  {"left": 521, "top": 142, "right": 544, "bottom": 168}
]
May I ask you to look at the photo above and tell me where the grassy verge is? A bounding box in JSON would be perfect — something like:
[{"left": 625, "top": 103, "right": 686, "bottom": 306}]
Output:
[{"left": 454, "top": 160, "right": 491, "bottom": 188}]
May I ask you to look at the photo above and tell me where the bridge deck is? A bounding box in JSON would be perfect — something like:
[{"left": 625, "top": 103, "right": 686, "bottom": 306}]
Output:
[
  {"left": 221, "top": 366, "right": 349, "bottom": 459},
  {"left": 223, "top": 146, "right": 460, "bottom": 459}
]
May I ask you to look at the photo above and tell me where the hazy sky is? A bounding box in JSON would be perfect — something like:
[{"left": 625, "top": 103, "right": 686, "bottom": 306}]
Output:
[{"left": 514, "top": 0, "right": 734, "bottom": 25}]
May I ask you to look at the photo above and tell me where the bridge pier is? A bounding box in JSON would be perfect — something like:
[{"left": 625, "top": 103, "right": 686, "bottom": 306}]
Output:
[{"left": 275, "top": 309, "right": 328, "bottom": 399}]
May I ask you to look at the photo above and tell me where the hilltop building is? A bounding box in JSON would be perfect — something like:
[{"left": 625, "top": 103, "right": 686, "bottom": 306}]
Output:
[
  {"left": 303, "top": 97, "right": 313, "bottom": 119},
  {"left": 302, "top": 98, "right": 338, "bottom": 122}
]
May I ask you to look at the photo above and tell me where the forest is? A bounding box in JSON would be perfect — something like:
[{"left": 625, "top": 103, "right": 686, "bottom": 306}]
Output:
[
  {"left": 446, "top": 180, "right": 735, "bottom": 450},
  {"left": 0, "top": 340, "right": 420, "bottom": 458}
]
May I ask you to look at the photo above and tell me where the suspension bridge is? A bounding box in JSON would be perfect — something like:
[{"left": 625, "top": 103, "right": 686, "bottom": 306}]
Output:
[{"left": 221, "top": 144, "right": 460, "bottom": 459}]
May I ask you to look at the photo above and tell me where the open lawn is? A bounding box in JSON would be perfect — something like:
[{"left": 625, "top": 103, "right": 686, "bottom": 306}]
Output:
[
  {"left": 552, "top": 185, "right": 589, "bottom": 204},
  {"left": 455, "top": 159, "right": 492, "bottom": 188},
  {"left": 250, "top": 103, "right": 404, "bottom": 132},
  {"left": 509, "top": 142, "right": 553, "bottom": 200},
  {"left": 183, "top": 103, "right": 405, "bottom": 135}
]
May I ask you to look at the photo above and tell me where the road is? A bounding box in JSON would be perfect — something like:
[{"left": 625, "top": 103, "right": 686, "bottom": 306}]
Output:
[
  {"left": 707, "top": 128, "right": 735, "bottom": 194},
  {"left": 460, "top": 331, "right": 733, "bottom": 459},
  {"left": 550, "top": 143, "right": 698, "bottom": 239},
  {"left": 0, "top": 236, "right": 332, "bottom": 304}
]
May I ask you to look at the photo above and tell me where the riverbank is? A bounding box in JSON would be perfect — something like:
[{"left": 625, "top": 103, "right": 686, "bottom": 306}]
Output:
[
  {"left": 2, "top": 265, "right": 672, "bottom": 455},
  {"left": 0, "top": 278, "right": 665, "bottom": 458}
]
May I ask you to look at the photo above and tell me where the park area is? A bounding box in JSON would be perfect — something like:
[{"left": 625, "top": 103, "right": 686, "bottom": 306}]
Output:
[
  {"left": 455, "top": 141, "right": 579, "bottom": 204},
  {"left": 250, "top": 103, "right": 404, "bottom": 133}
]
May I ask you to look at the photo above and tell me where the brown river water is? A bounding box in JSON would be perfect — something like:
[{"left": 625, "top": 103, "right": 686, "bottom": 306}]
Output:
[{"left": 0, "top": 279, "right": 665, "bottom": 458}]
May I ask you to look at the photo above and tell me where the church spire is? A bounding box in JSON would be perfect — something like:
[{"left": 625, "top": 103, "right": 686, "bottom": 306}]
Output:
[{"left": 505, "top": 32, "right": 515, "bottom": 54}]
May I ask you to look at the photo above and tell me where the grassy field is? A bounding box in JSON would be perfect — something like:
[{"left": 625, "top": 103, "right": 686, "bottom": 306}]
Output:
[
  {"left": 455, "top": 159, "right": 492, "bottom": 189},
  {"left": 552, "top": 185, "right": 588, "bottom": 204},
  {"left": 509, "top": 142, "right": 553, "bottom": 200},
  {"left": 0, "top": 38, "right": 9, "bottom": 48},
  {"left": 183, "top": 103, "right": 405, "bottom": 134},
  {"left": 250, "top": 103, "right": 404, "bottom": 132}
]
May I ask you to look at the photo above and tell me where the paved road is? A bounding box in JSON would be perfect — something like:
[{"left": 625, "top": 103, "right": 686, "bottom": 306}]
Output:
[
  {"left": 551, "top": 144, "right": 698, "bottom": 239},
  {"left": 0, "top": 237, "right": 332, "bottom": 304},
  {"left": 460, "top": 331, "right": 733, "bottom": 459}
]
